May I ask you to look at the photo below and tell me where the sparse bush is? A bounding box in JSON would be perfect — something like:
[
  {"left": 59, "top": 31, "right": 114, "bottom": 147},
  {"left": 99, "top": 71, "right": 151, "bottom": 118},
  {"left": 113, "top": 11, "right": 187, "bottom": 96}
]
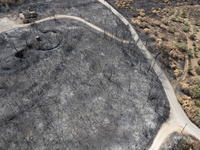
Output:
[
  {"left": 177, "top": 36, "right": 182, "bottom": 42},
  {"left": 180, "top": 139, "right": 195, "bottom": 150},
  {"left": 193, "top": 41, "right": 196, "bottom": 46},
  {"left": 188, "top": 66, "right": 193, "bottom": 72},
  {"left": 185, "top": 22, "right": 190, "bottom": 26},
  {"left": 178, "top": 18, "right": 185, "bottom": 23},
  {"left": 188, "top": 48, "right": 193, "bottom": 57},
  {"left": 194, "top": 46, "right": 197, "bottom": 51},
  {"left": 195, "top": 20, "right": 199, "bottom": 26},
  {"left": 171, "top": 16, "right": 176, "bottom": 21},
  {"left": 181, "top": 9, "right": 186, "bottom": 18},
  {"left": 170, "top": 9, "right": 174, "bottom": 15},
  {"left": 195, "top": 100, "right": 200, "bottom": 107},
  {"left": 169, "top": 26, "right": 177, "bottom": 32},
  {"left": 193, "top": 79, "right": 200, "bottom": 98},
  {"left": 160, "top": 34, "right": 167, "bottom": 41},
  {"left": 189, "top": 34, "right": 195, "bottom": 40},
  {"left": 175, "top": 8, "right": 180, "bottom": 16},
  {"left": 194, "top": 51, "right": 198, "bottom": 57},
  {"left": 144, "top": 28, "right": 150, "bottom": 34},
  {"left": 153, "top": 31, "right": 158, "bottom": 36},
  {"left": 198, "top": 59, "right": 200, "bottom": 65},
  {"left": 174, "top": 69, "right": 180, "bottom": 78},
  {"left": 133, "top": 13, "right": 137, "bottom": 17},
  {"left": 162, "top": 19, "right": 168, "bottom": 25},
  {"left": 194, "top": 108, "right": 200, "bottom": 122},
  {"left": 182, "top": 26, "right": 190, "bottom": 32},
  {"left": 196, "top": 66, "right": 200, "bottom": 75},
  {"left": 174, "top": 42, "right": 188, "bottom": 51},
  {"left": 189, "top": 0, "right": 194, "bottom": 5},
  {"left": 193, "top": 26, "right": 198, "bottom": 34}
]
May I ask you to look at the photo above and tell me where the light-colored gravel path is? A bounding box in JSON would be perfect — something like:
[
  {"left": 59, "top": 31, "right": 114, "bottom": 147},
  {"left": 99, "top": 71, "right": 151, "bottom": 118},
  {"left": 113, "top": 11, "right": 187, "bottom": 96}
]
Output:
[
  {"left": 98, "top": 0, "right": 200, "bottom": 149},
  {"left": 0, "top": 15, "right": 131, "bottom": 44}
]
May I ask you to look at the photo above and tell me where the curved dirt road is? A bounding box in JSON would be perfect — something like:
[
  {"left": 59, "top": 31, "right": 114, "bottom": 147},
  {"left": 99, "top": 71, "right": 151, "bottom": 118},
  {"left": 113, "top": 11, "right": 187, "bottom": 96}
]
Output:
[
  {"left": 0, "top": 15, "right": 131, "bottom": 44},
  {"left": 98, "top": 0, "right": 200, "bottom": 149}
]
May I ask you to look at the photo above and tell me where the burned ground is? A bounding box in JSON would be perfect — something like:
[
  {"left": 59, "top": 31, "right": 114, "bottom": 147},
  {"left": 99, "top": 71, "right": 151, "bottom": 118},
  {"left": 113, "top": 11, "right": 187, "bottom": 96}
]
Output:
[{"left": 0, "top": 1, "right": 170, "bottom": 150}]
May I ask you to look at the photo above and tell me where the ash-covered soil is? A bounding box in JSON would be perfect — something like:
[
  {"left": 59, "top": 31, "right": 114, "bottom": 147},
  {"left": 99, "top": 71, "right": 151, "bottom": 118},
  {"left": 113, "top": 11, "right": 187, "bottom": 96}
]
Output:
[
  {"left": 0, "top": 1, "right": 169, "bottom": 150},
  {"left": 0, "top": 0, "right": 132, "bottom": 41}
]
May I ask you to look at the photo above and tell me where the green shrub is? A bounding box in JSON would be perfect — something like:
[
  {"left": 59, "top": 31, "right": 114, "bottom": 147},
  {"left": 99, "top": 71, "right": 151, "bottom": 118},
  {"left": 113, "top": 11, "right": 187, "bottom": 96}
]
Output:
[
  {"left": 193, "top": 41, "right": 196, "bottom": 46},
  {"left": 174, "top": 42, "right": 188, "bottom": 51},
  {"left": 170, "top": 26, "right": 177, "bottom": 31},
  {"left": 175, "top": 8, "right": 180, "bottom": 16},
  {"left": 195, "top": 20, "right": 199, "bottom": 26},
  {"left": 195, "top": 100, "right": 200, "bottom": 107},
  {"left": 194, "top": 51, "right": 198, "bottom": 57},
  {"left": 189, "top": 0, "right": 194, "bottom": 5},
  {"left": 171, "top": 16, "right": 176, "bottom": 21},
  {"left": 189, "top": 34, "right": 195, "bottom": 40},
  {"left": 188, "top": 48, "right": 193, "bottom": 57},
  {"left": 181, "top": 9, "right": 186, "bottom": 18},
  {"left": 178, "top": 18, "right": 185, "bottom": 23},
  {"left": 162, "top": 19, "right": 168, "bottom": 25},
  {"left": 170, "top": 9, "right": 174, "bottom": 15},
  {"left": 193, "top": 79, "right": 200, "bottom": 98},
  {"left": 185, "top": 22, "right": 190, "bottom": 26},
  {"left": 198, "top": 59, "right": 200, "bottom": 65},
  {"left": 193, "top": 26, "right": 198, "bottom": 34},
  {"left": 177, "top": 36, "right": 182, "bottom": 42},
  {"left": 194, "top": 46, "right": 197, "bottom": 51},
  {"left": 194, "top": 108, "right": 200, "bottom": 122},
  {"left": 196, "top": 66, "right": 200, "bottom": 75},
  {"left": 183, "top": 26, "right": 190, "bottom": 32},
  {"left": 188, "top": 66, "right": 193, "bottom": 72}
]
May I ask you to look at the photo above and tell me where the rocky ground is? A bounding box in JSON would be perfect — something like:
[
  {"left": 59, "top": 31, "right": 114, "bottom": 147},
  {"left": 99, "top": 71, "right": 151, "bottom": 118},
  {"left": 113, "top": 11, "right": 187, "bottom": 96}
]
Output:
[{"left": 0, "top": 0, "right": 170, "bottom": 150}]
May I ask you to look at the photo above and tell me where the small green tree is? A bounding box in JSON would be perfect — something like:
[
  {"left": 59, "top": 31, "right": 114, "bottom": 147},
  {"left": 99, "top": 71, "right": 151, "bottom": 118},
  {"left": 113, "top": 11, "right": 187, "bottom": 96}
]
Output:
[
  {"left": 198, "top": 59, "right": 200, "bottom": 65},
  {"left": 162, "top": 19, "right": 168, "bottom": 25},
  {"left": 170, "top": 9, "right": 174, "bottom": 15},
  {"left": 185, "top": 22, "right": 190, "bottom": 26},
  {"left": 193, "top": 41, "right": 196, "bottom": 46},
  {"left": 174, "top": 42, "right": 188, "bottom": 51},
  {"left": 183, "top": 26, "right": 190, "bottom": 32},
  {"left": 193, "top": 79, "right": 200, "bottom": 98},
  {"left": 189, "top": 34, "right": 195, "bottom": 40},
  {"left": 195, "top": 20, "right": 199, "bottom": 26},
  {"left": 195, "top": 100, "right": 200, "bottom": 107},
  {"left": 170, "top": 26, "right": 177, "bottom": 32},
  {"left": 171, "top": 16, "right": 176, "bottom": 21},
  {"left": 188, "top": 66, "right": 193, "bottom": 73},
  {"left": 181, "top": 9, "right": 186, "bottom": 18},
  {"left": 194, "top": 51, "right": 198, "bottom": 57},
  {"left": 194, "top": 108, "right": 200, "bottom": 122},
  {"left": 175, "top": 8, "right": 180, "bottom": 16},
  {"left": 177, "top": 36, "right": 182, "bottom": 42},
  {"left": 196, "top": 66, "right": 200, "bottom": 75},
  {"left": 188, "top": 48, "right": 193, "bottom": 57},
  {"left": 193, "top": 26, "right": 198, "bottom": 34}
]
